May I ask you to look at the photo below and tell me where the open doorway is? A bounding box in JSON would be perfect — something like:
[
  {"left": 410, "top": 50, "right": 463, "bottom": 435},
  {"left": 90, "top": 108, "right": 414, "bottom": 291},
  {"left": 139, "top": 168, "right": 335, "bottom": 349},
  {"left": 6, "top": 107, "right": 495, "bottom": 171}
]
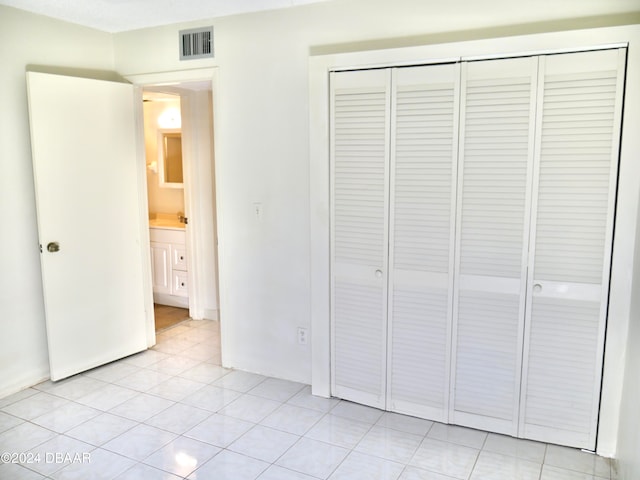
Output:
[
  {"left": 142, "top": 89, "right": 189, "bottom": 331},
  {"left": 139, "top": 80, "right": 219, "bottom": 335}
]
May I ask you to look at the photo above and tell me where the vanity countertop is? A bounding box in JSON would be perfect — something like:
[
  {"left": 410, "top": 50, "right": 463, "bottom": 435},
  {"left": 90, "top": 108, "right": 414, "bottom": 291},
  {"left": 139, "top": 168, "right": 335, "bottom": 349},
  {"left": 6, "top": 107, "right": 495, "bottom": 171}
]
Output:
[{"left": 149, "top": 214, "right": 185, "bottom": 230}]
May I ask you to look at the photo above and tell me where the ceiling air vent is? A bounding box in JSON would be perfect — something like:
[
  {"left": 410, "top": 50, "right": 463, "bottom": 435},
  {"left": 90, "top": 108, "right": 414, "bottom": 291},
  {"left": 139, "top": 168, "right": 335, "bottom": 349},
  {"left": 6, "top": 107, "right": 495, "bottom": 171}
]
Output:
[{"left": 179, "top": 27, "right": 214, "bottom": 60}]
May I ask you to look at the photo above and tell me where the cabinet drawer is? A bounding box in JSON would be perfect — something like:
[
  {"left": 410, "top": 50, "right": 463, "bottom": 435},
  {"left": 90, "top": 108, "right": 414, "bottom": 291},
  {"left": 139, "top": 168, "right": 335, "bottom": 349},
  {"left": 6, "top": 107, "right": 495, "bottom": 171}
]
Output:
[
  {"left": 173, "top": 246, "right": 188, "bottom": 271},
  {"left": 173, "top": 270, "right": 189, "bottom": 297}
]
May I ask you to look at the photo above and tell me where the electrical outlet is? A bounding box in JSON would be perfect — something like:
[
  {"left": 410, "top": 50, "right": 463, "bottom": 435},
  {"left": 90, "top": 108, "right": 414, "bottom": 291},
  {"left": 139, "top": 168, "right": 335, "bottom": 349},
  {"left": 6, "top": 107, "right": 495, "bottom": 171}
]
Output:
[{"left": 297, "top": 327, "right": 308, "bottom": 345}]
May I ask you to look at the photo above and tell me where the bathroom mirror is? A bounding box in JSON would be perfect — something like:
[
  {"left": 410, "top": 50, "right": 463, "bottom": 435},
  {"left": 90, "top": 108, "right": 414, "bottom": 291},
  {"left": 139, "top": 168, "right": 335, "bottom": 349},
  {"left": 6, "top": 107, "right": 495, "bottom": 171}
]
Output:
[{"left": 158, "top": 129, "right": 183, "bottom": 188}]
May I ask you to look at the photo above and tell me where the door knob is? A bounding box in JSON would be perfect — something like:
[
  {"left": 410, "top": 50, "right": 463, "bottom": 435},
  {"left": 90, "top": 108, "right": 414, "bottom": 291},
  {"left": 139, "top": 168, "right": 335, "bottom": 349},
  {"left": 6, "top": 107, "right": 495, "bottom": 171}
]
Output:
[
  {"left": 47, "top": 242, "right": 60, "bottom": 253},
  {"left": 375, "top": 269, "right": 383, "bottom": 278},
  {"left": 533, "top": 283, "right": 542, "bottom": 293}
]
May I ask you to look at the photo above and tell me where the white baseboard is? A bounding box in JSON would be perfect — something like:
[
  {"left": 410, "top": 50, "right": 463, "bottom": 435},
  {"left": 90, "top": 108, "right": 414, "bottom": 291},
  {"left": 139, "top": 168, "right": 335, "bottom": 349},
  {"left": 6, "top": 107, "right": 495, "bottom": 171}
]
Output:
[{"left": 153, "top": 293, "right": 189, "bottom": 308}]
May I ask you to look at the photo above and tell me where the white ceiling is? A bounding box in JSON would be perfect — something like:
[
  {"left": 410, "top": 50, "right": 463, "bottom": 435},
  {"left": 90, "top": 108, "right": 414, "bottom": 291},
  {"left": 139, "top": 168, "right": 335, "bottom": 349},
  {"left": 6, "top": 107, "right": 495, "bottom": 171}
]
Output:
[{"left": 0, "top": 0, "right": 333, "bottom": 33}]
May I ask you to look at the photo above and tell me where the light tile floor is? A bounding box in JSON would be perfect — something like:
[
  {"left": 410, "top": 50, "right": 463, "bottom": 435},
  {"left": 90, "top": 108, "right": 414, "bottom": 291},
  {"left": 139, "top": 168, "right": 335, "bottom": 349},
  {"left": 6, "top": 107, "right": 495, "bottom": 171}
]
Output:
[{"left": 0, "top": 319, "right": 615, "bottom": 480}]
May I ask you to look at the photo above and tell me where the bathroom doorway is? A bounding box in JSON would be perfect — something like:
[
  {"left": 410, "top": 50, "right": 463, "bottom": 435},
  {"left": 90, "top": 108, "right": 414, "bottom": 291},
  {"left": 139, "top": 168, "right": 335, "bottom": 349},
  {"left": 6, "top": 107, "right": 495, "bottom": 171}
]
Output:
[
  {"left": 143, "top": 88, "right": 190, "bottom": 331},
  {"left": 130, "top": 70, "right": 220, "bottom": 341}
]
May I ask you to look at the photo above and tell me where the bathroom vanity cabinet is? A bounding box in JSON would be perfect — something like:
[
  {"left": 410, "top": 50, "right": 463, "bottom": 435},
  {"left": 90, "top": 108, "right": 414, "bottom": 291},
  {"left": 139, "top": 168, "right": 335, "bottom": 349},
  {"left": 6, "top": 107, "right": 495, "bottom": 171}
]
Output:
[{"left": 150, "top": 226, "right": 188, "bottom": 307}]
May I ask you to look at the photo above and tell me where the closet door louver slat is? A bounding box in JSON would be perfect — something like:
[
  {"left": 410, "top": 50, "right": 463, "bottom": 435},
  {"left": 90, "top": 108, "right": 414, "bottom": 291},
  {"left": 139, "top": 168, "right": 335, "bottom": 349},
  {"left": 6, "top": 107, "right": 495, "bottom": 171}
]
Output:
[
  {"left": 520, "top": 49, "right": 626, "bottom": 450},
  {"left": 451, "top": 57, "right": 538, "bottom": 435},
  {"left": 387, "top": 65, "right": 460, "bottom": 421},
  {"left": 330, "top": 69, "right": 391, "bottom": 409}
]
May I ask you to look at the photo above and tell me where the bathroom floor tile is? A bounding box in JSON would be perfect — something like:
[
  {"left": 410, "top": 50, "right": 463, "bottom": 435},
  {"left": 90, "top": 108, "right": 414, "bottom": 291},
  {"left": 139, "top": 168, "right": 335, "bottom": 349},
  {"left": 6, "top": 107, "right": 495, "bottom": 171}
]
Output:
[
  {"left": 305, "top": 413, "right": 372, "bottom": 449},
  {"left": 113, "top": 369, "right": 173, "bottom": 391},
  {"left": 483, "top": 433, "right": 547, "bottom": 463},
  {"left": 178, "top": 363, "right": 229, "bottom": 383},
  {"left": 470, "top": 450, "right": 542, "bottom": 480},
  {"left": 34, "top": 375, "right": 108, "bottom": 401},
  {"left": 147, "top": 355, "right": 202, "bottom": 376},
  {"left": 27, "top": 435, "right": 94, "bottom": 476},
  {"left": 540, "top": 464, "right": 610, "bottom": 480},
  {"left": 147, "top": 376, "right": 207, "bottom": 402},
  {"left": 102, "top": 424, "right": 177, "bottom": 461},
  {"left": 108, "top": 392, "right": 175, "bottom": 422},
  {"left": 143, "top": 436, "right": 220, "bottom": 477},
  {"left": 115, "top": 462, "right": 183, "bottom": 479},
  {"left": 409, "top": 437, "right": 479, "bottom": 479},
  {"left": 184, "top": 413, "right": 253, "bottom": 448},
  {"left": 257, "top": 465, "right": 319, "bottom": 480},
  {"left": 212, "top": 370, "right": 267, "bottom": 392},
  {"left": 330, "top": 451, "right": 404, "bottom": 480},
  {"left": 330, "top": 400, "right": 384, "bottom": 424},
  {"left": 276, "top": 437, "right": 349, "bottom": 479},
  {"left": 31, "top": 402, "right": 101, "bottom": 433},
  {"left": 188, "top": 449, "right": 269, "bottom": 480},
  {"left": 545, "top": 445, "right": 611, "bottom": 478},
  {"left": 51, "top": 447, "right": 135, "bottom": 480},
  {"left": 375, "top": 412, "right": 434, "bottom": 437},
  {"left": 65, "top": 413, "right": 138, "bottom": 446},
  {"left": 218, "top": 394, "right": 282, "bottom": 423},
  {"left": 399, "top": 466, "right": 460, "bottom": 480},
  {"left": 427, "top": 422, "right": 487, "bottom": 449},
  {"left": 287, "top": 385, "right": 340, "bottom": 413},
  {"left": 0, "top": 410, "right": 24, "bottom": 434},
  {"left": 0, "top": 422, "right": 57, "bottom": 453},
  {"left": 1, "top": 391, "right": 70, "bottom": 420},
  {"left": 355, "top": 425, "right": 423, "bottom": 464},
  {"left": 260, "top": 403, "right": 325, "bottom": 436},
  {"left": 228, "top": 425, "right": 299, "bottom": 463},
  {"left": 0, "top": 388, "right": 39, "bottom": 409},
  {"left": 180, "top": 384, "right": 242, "bottom": 412},
  {"left": 144, "top": 402, "right": 212, "bottom": 434},
  {"left": 76, "top": 384, "right": 138, "bottom": 411},
  {"left": 120, "top": 349, "right": 170, "bottom": 368},
  {"left": 248, "top": 377, "right": 306, "bottom": 402},
  {"left": 0, "top": 461, "right": 49, "bottom": 480},
  {"left": 83, "top": 362, "right": 141, "bottom": 383}
]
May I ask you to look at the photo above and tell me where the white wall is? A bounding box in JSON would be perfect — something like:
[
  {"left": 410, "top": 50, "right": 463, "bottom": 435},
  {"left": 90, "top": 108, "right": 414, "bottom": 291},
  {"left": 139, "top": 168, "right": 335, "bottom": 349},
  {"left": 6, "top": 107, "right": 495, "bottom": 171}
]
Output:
[
  {"left": 0, "top": 6, "right": 116, "bottom": 397},
  {"left": 144, "top": 98, "right": 186, "bottom": 216},
  {"left": 112, "top": 0, "right": 640, "bottom": 387},
  {"left": 616, "top": 206, "right": 640, "bottom": 478}
]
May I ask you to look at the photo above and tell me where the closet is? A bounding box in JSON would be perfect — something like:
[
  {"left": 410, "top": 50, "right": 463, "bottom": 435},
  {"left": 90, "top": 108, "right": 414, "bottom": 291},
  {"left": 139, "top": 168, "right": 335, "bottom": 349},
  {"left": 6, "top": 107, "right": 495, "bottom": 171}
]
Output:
[{"left": 330, "top": 47, "right": 626, "bottom": 450}]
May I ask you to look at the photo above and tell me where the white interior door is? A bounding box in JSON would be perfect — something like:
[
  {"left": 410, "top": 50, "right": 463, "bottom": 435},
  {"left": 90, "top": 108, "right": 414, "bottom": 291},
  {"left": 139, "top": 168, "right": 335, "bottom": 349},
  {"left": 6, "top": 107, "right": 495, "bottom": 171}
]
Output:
[
  {"left": 27, "top": 71, "right": 148, "bottom": 381},
  {"left": 451, "top": 57, "right": 538, "bottom": 435},
  {"left": 520, "top": 48, "right": 626, "bottom": 449},
  {"left": 387, "top": 64, "right": 460, "bottom": 422},
  {"left": 330, "top": 69, "right": 391, "bottom": 409}
]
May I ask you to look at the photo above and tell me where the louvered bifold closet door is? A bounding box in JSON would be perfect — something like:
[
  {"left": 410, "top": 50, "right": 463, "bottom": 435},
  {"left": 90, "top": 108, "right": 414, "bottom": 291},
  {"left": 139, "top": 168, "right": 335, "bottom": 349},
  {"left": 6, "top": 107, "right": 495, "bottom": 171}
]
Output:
[
  {"left": 520, "top": 49, "right": 626, "bottom": 450},
  {"left": 451, "top": 57, "right": 538, "bottom": 435},
  {"left": 387, "top": 64, "right": 460, "bottom": 421},
  {"left": 330, "top": 69, "right": 391, "bottom": 409}
]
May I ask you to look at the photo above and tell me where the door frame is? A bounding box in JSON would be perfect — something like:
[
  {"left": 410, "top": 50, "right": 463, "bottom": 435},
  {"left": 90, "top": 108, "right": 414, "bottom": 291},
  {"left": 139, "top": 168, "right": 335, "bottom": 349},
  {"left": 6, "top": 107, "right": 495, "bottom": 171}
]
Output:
[{"left": 125, "top": 67, "right": 219, "bottom": 347}]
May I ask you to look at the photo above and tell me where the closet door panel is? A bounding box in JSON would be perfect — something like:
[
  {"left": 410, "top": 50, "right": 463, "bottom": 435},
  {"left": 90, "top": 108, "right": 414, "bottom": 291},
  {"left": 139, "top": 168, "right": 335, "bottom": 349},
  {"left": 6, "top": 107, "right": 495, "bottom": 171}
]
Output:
[
  {"left": 387, "top": 64, "right": 459, "bottom": 421},
  {"left": 451, "top": 57, "right": 537, "bottom": 434},
  {"left": 521, "top": 49, "right": 626, "bottom": 449},
  {"left": 330, "top": 69, "right": 391, "bottom": 409}
]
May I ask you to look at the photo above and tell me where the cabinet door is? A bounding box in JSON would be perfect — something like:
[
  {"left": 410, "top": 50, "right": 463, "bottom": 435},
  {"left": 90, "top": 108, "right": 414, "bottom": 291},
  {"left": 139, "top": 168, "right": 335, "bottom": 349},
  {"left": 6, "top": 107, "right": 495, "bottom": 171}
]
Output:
[
  {"left": 520, "top": 49, "right": 626, "bottom": 449},
  {"left": 386, "top": 64, "right": 460, "bottom": 421},
  {"left": 330, "top": 69, "right": 391, "bottom": 409},
  {"left": 451, "top": 57, "right": 538, "bottom": 435},
  {"left": 150, "top": 242, "right": 171, "bottom": 295}
]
